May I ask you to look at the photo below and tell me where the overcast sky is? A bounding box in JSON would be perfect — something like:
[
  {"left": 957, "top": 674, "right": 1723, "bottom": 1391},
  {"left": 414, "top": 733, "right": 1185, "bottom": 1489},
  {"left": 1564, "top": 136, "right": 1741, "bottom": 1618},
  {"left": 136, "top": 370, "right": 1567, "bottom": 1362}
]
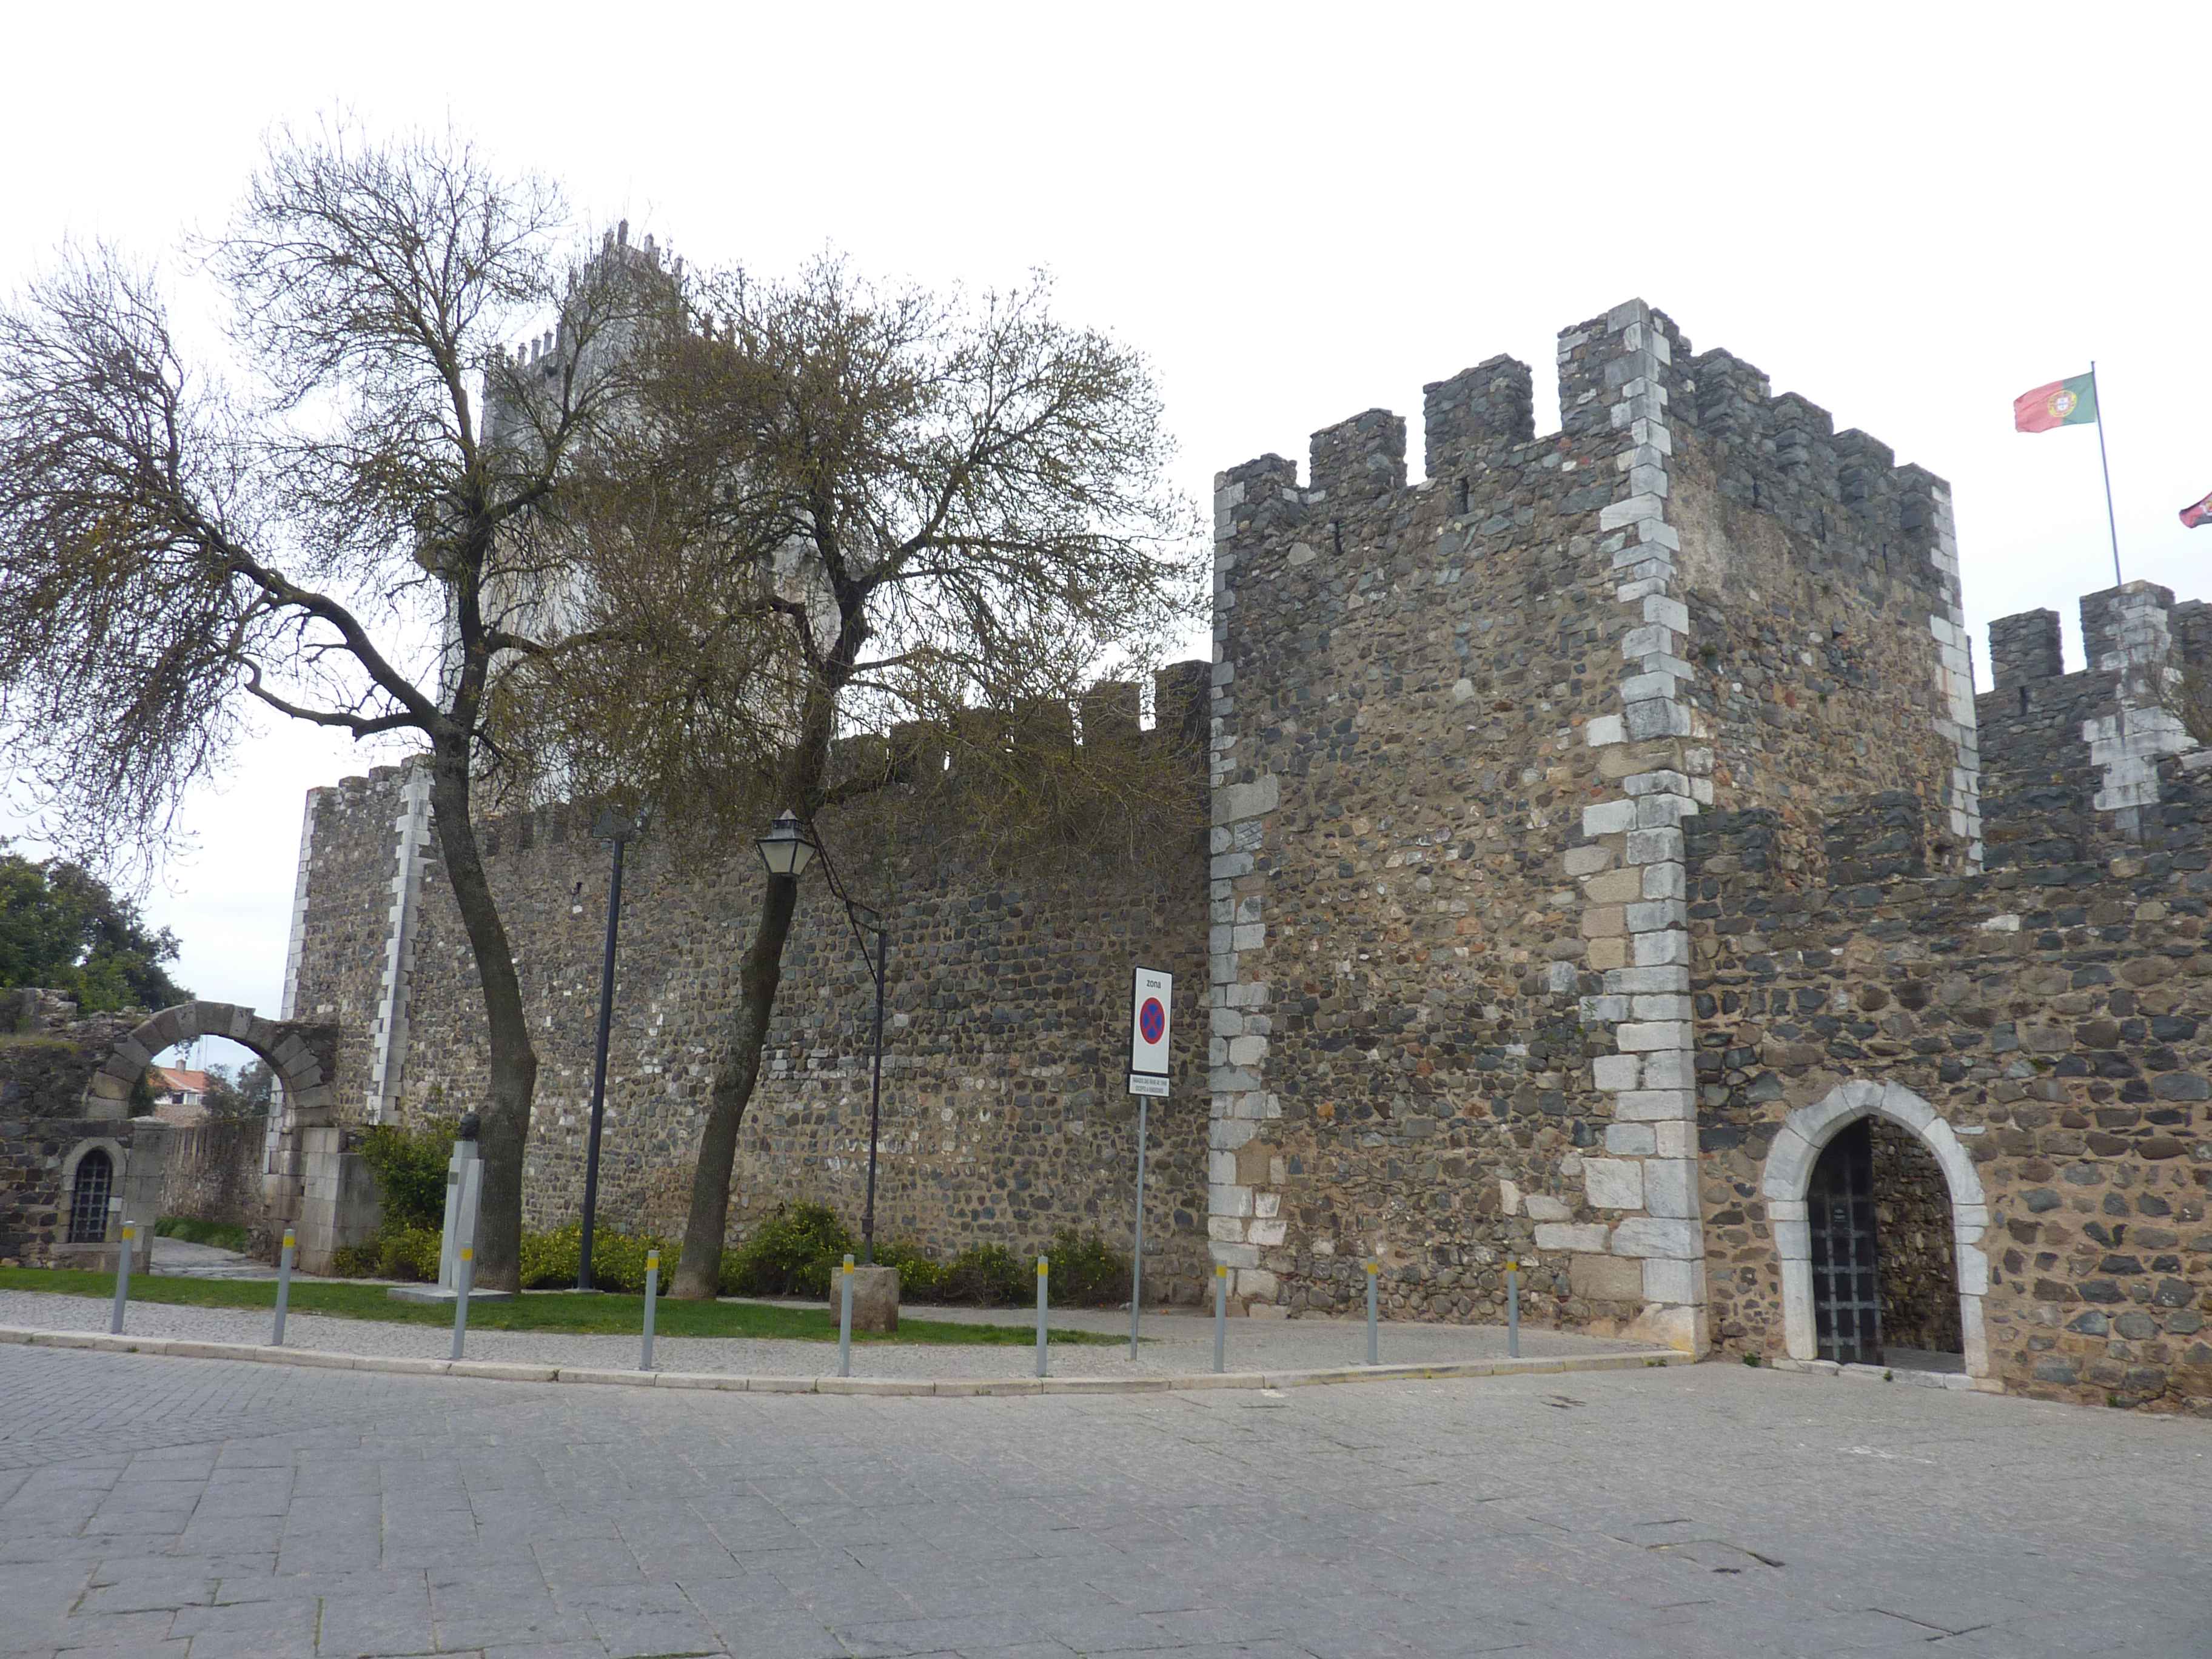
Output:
[{"left": 2, "top": 2, "right": 2203, "bottom": 1019}]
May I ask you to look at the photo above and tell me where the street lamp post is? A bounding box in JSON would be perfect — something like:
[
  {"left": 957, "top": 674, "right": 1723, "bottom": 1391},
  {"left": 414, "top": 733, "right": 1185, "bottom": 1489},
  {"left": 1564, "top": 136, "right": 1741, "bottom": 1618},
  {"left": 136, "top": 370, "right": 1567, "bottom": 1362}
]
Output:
[
  {"left": 577, "top": 808, "right": 640, "bottom": 1292},
  {"left": 756, "top": 811, "right": 891, "bottom": 1265}
]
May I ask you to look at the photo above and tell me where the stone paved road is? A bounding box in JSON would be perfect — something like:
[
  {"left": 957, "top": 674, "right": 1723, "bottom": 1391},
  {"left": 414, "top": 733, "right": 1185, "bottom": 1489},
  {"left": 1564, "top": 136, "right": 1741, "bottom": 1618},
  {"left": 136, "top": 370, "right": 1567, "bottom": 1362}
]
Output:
[{"left": 1, "top": 1346, "right": 2206, "bottom": 1658}]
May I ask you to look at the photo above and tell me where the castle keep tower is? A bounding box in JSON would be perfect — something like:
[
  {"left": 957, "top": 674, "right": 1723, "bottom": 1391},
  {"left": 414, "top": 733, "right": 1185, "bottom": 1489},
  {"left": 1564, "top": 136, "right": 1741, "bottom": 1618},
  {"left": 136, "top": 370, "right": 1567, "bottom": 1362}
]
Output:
[{"left": 1207, "top": 300, "right": 1977, "bottom": 1352}]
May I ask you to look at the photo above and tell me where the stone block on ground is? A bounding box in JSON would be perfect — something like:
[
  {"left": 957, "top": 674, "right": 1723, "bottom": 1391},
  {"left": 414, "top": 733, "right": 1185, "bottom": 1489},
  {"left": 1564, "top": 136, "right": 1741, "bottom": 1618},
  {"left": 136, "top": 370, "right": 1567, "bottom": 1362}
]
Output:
[{"left": 851, "top": 1264, "right": 899, "bottom": 1332}]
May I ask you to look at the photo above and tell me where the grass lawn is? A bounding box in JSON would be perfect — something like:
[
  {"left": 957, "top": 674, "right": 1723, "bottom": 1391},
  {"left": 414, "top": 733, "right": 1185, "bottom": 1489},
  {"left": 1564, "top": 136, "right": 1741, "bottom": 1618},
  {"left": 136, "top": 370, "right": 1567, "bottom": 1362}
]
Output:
[{"left": 0, "top": 1268, "right": 1118, "bottom": 1346}]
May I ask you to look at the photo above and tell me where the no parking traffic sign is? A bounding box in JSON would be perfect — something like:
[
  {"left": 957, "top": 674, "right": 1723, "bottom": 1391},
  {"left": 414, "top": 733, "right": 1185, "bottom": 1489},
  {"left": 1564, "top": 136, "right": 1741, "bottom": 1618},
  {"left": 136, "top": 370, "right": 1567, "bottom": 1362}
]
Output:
[
  {"left": 1128, "top": 965, "right": 1171, "bottom": 1097},
  {"left": 1124, "top": 964, "right": 1172, "bottom": 1356}
]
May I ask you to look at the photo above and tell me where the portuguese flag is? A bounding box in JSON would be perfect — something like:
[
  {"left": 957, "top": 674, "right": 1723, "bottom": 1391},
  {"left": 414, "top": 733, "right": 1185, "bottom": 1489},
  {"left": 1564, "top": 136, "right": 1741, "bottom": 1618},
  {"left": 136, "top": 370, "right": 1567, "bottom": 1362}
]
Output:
[
  {"left": 2184, "top": 488, "right": 2212, "bottom": 531},
  {"left": 2014, "top": 372, "right": 2097, "bottom": 432}
]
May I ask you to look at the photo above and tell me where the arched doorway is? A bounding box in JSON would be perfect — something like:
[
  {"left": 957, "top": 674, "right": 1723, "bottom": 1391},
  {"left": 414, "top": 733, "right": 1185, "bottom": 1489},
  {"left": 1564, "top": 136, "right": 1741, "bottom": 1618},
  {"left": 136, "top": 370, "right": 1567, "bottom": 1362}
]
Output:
[
  {"left": 1763, "top": 1080, "right": 1988, "bottom": 1379},
  {"left": 1805, "top": 1118, "right": 1965, "bottom": 1367}
]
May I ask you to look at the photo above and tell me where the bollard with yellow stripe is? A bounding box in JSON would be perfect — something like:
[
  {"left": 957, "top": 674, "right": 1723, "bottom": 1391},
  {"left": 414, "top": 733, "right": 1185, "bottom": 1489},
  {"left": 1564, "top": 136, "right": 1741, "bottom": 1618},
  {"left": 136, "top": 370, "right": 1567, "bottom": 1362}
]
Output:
[
  {"left": 109, "top": 1219, "right": 136, "bottom": 1334},
  {"left": 1034, "top": 1255, "right": 1050, "bottom": 1378},
  {"left": 1364, "top": 1259, "right": 1380, "bottom": 1366},
  {"left": 273, "top": 1227, "right": 298, "bottom": 1346},
  {"left": 450, "top": 1244, "right": 475, "bottom": 1361}
]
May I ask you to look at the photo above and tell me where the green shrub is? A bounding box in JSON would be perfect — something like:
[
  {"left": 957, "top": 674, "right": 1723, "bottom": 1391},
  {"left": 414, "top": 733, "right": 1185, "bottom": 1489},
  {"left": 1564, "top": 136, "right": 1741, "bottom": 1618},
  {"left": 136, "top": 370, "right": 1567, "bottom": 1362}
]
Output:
[
  {"left": 329, "top": 1241, "right": 381, "bottom": 1278},
  {"left": 590, "top": 1228, "right": 672, "bottom": 1293},
  {"left": 723, "top": 1202, "right": 855, "bottom": 1298},
  {"left": 938, "top": 1242, "right": 1027, "bottom": 1306},
  {"left": 1045, "top": 1230, "right": 1131, "bottom": 1309},
  {"left": 517, "top": 1223, "right": 675, "bottom": 1293},
  {"left": 518, "top": 1224, "right": 580, "bottom": 1289},
  {"left": 356, "top": 1118, "right": 457, "bottom": 1230},
  {"left": 871, "top": 1240, "right": 945, "bottom": 1302},
  {"left": 317, "top": 1117, "right": 461, "bottom": 1280},
  {"left": 376, "top": 1224, "right": 443, "bottom": 1282},
  {"left": 716, "top": 1247, "right": 751, "bottom": 1298}
]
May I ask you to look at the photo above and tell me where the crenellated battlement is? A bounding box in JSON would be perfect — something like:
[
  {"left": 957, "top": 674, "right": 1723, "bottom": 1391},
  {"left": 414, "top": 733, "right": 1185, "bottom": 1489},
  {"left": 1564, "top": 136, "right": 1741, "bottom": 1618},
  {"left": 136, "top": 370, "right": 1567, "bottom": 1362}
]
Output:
[
  {"left": 1423, "top": 355, "right": 1536, "bottom": 484},
  {"left": 1213, "top": 303, "right": 1951, "bottom": 606},
  {"left": 1986, "top": 581, "right": 2194, "bottom": 689},
  {"left": 1672, "top": 351, "right": 1952, "bottom": 594},
  {"left": 873, "top": 662, "right": 1208, "bottom": 783},
  {"left": 1307, "top": 408, "right": 1407, "bottom": 503},
  {"left": 1978, "top": 580, "right": 2205, "bottom": 842},
  {"left": 1555, "top": 301, "right": 1687, "bottom": 441},
  {"left": 482, "top": 218, "right": 680, "bottom": 426}
]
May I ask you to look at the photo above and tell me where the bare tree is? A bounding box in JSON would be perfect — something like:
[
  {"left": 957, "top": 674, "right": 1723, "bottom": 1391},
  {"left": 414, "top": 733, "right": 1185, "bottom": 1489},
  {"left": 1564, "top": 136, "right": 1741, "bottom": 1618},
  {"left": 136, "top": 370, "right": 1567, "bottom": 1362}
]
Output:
[
  {"left": 502, "top": 256, "right": 1205, "bottom": 1298},
  {"left": 2152, "top": 656, "right": 2212, "bottom": 749},
  {"left": 0, "top": 123, "right": 641, "bottom": 1289}
]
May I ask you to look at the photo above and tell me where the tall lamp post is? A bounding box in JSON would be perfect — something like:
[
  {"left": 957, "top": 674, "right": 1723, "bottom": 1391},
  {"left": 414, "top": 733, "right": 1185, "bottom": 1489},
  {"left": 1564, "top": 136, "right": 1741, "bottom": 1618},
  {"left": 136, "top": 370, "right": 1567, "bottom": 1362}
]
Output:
[
  {"left": 577, "top": 808, "right": 640, "bottom": 1291},
  {"left": 756, "top": 811, "right": 891, "bottom": 1264}
]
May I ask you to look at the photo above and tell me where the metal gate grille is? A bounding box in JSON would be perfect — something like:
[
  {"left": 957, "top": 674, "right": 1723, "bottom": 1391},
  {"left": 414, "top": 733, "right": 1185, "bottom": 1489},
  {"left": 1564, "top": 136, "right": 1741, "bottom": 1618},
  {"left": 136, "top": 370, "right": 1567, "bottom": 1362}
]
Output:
[
  {"left": 66, "top": 1149, "right": 113, "bottom": 1244},
  {"left": 1808, "top": 1119, "right": 1882, "bottom": 1365}
]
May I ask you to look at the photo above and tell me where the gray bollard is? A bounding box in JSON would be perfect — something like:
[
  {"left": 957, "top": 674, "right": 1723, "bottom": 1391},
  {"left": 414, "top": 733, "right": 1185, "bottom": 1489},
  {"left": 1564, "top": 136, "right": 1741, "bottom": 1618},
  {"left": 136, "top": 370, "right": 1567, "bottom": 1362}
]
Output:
[
  {"left": 1506, "top": 1259, "right": 1520, "bottom": 1359},
  {"left": 1213, "top": 1263, "right": 1227, "bottom": 1374},
  {"left": 641, "top": 1250, "right": 660, "bottom": 1372},
  {"left": 1035, "top": 1256, "right": 1050, "bottom": 1378},
  {"left": 1364, "top": 1261, "right": 1379, "bottom": 1366},
  {"left": 272, "top": 1228, "right": 295, "bottom": 1347},
  {"left": 450, "top": 1245, "right": 474, "bottom": 1362},
  {"left": 837, "top": 1253, "right": 854, "bottom": 1379},
  {"left": 109, "top": 1219, "right": 136, "bottom": 1335}
]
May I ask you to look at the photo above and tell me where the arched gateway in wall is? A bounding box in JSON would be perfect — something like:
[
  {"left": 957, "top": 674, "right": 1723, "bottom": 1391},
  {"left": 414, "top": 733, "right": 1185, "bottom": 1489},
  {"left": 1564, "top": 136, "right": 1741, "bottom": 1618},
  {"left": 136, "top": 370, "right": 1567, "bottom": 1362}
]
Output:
[
  {"left": 78, "top": 1000, "right": 335, "bottom": 1119},
  {"left": 1761, "top": 1080, "right": 1990, "bottom": 1379},
  {"left": 61, "top": 1000, "right": 348, "bottom": 1266}
]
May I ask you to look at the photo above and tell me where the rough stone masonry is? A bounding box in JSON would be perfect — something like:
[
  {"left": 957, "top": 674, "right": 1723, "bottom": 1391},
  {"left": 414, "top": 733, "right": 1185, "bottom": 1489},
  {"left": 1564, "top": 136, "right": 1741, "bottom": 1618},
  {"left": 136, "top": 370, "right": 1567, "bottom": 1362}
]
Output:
[{"left": 224, "top": 297, "right": 2212, "bottom": 1413}]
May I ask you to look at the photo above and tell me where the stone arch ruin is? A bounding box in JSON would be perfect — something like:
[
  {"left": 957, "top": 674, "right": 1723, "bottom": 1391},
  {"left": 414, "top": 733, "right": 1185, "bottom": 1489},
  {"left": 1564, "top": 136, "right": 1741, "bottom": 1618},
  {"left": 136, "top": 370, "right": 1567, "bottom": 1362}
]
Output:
[
  {"left": 79, "top": 1000, "right": 336, "bottom": 1120},
  {"left": 61, "top": 1000, "right": 357, "bottom": 1270},
  {"left": 1761, "top": 1080, "right": 1989, "bottom": 1379}
]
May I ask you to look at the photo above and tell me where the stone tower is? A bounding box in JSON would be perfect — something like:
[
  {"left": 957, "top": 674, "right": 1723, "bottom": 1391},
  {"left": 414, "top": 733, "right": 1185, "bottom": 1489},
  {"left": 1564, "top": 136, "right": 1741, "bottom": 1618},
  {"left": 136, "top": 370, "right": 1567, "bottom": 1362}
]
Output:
[{"left": 1205, "top": 300, "right": 1977, "bottom": 1350}]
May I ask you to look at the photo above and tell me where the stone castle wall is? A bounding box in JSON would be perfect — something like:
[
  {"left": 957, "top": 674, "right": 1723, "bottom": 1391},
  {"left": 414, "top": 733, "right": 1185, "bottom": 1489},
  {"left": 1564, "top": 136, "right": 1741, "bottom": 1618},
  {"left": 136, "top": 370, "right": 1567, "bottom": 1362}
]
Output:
[
  {"left": 287, "top": 701, "right": 1216, "bottom": 1293},
  {"left": 265, "top": 293, "right": 2212, "bottom": 1412},
  {"left": 1686, "top": 752, "right": 2212, "bottom": 1410}
]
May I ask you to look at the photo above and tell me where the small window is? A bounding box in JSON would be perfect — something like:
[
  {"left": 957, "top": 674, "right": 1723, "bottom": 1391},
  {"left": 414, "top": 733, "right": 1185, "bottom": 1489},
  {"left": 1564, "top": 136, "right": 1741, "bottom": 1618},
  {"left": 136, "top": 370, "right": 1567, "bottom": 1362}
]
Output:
[
  {"left": 2017, "top": 684, "right": 2029, "bottom": 716},
  {"left": 67, "top": 1148, "right": 113, "bottom": 1243}
]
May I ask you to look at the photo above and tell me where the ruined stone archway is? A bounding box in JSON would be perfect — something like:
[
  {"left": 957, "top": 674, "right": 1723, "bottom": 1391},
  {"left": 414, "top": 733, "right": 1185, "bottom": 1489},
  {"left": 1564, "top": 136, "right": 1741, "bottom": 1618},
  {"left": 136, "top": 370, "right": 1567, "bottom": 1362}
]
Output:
[
  {"left": 80, "top": 1000, "right": 337, "bottom": 1121},
  {"left": 1761, "top": 1079, "right": 1990, "bottom": 1379}
]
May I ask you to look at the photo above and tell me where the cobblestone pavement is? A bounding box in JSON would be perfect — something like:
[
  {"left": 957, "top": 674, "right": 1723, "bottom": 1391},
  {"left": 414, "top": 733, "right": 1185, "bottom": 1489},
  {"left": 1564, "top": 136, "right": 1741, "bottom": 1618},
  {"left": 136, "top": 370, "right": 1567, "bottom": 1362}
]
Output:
[
  {"left": 2, "top": 1345, "right": 2206, "bottom": 1658},
  {"left": 0, "top": 1289, "right": 1647, "bottom": 1380},
  {"left": 147, "top": 1241, "right": 344, "bottom": 1283}
]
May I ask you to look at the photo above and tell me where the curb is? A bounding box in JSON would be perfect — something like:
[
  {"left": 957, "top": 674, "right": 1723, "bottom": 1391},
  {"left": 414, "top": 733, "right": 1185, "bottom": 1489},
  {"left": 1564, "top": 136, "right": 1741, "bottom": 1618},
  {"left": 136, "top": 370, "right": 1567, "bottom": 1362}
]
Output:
[
  {"left": 1766, "top": 1354, "right": 2003, "bottom": 1394},
  {"left": 0, "top": 1324, "right": 1689, "bottom": 1397}
]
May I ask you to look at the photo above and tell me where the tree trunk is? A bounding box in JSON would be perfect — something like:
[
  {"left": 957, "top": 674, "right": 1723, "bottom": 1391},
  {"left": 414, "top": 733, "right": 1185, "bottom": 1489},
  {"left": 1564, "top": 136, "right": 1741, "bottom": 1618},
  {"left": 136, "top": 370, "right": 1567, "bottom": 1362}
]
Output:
[
  {"left": 427, "top": 739, "right": 538, "bottom": 1293},
  {"left": 673, "top": 870, "right": 800, "bottom": 1298}
]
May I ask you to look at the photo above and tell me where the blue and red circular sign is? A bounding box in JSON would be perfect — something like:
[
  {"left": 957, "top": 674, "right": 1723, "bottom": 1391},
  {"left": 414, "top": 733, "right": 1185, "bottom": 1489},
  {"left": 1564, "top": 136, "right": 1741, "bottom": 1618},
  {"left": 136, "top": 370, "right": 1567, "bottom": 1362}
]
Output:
[{"left": 1139, "top": 997, "right": 1166, "bottom": 1045}]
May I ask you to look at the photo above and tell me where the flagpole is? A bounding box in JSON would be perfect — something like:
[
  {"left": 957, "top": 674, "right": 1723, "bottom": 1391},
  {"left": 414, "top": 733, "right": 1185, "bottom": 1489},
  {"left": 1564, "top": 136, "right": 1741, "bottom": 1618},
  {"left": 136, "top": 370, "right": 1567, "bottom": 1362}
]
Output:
[{"left": 2092, "top": 360, "right": 2122, "bottom": 587}]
